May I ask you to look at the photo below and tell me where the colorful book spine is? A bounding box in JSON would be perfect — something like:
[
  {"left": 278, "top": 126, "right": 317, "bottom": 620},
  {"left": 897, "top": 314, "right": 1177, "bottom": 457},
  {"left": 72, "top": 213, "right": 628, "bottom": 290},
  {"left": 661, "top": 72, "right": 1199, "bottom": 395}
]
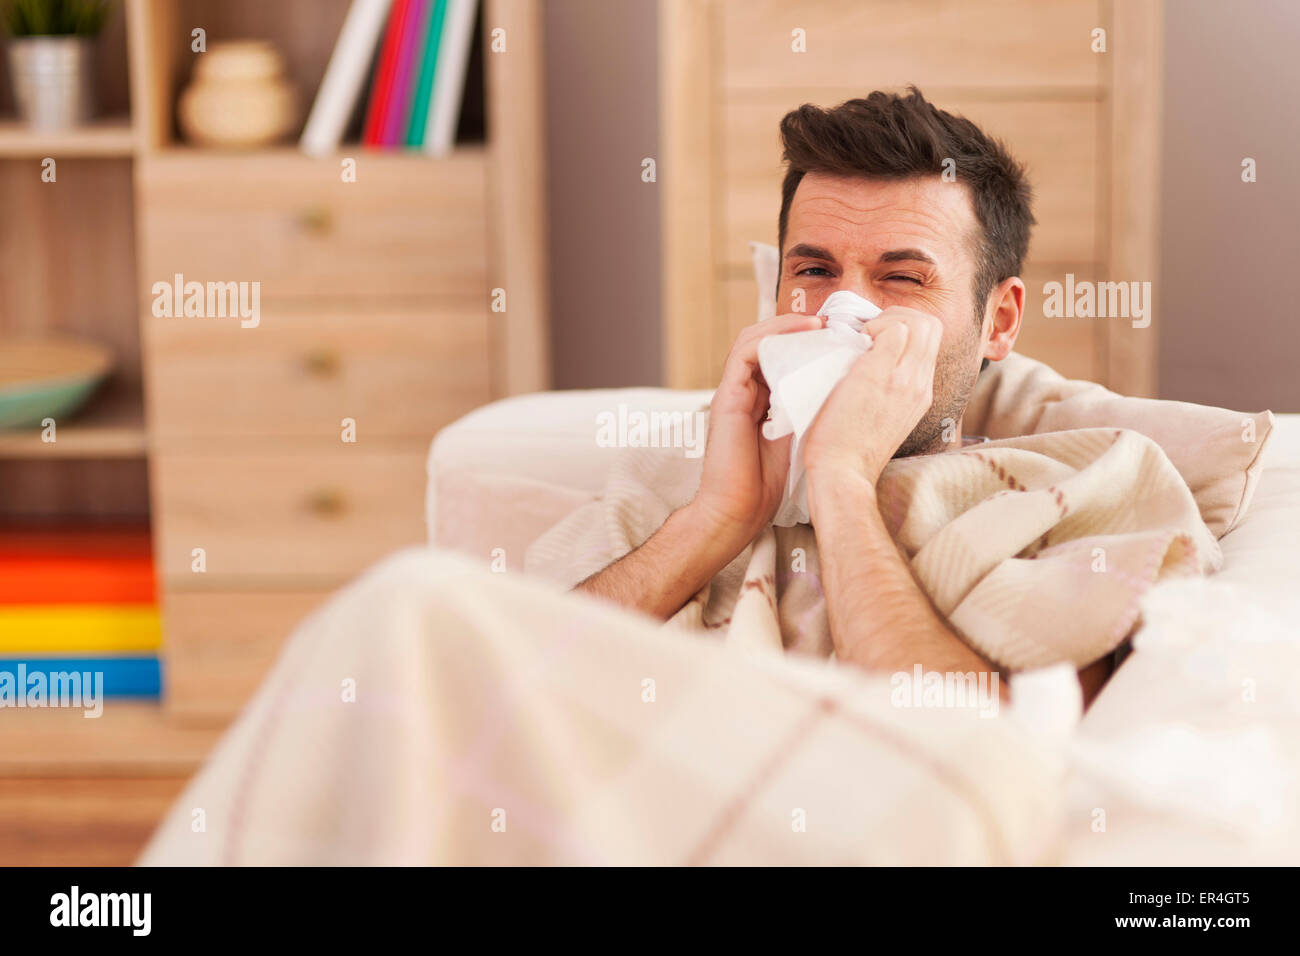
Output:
[
  {"left": 0, "top": 527, "right": 153, "bottom": 558},
  {"left": 424, "top": 0, "right": 479, "bottom": 157},
  {"left": 361, "top": 0, "right": 416, "bottom": 147},
  {"left": 0, "top": 552, "right": 155, "bottom": 604},
  {"left": 382, "top": 0, "right": 430, "bottom": 146},
  {"left": 0, "top": 657, "right": 161, "bottom": 699},
  {"left": 405, "top": 0, "right": 447, "bottom": 146},
  {"left": 0, "top": 606, "right": 161, "bottom": 654}
]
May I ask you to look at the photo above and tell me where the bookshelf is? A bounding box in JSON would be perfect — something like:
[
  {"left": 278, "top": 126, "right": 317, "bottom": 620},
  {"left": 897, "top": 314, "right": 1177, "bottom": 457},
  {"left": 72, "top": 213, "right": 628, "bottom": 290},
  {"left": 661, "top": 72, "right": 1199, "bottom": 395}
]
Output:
[{"left": 0, "top": 0, "right": 549, "bottom": 862}]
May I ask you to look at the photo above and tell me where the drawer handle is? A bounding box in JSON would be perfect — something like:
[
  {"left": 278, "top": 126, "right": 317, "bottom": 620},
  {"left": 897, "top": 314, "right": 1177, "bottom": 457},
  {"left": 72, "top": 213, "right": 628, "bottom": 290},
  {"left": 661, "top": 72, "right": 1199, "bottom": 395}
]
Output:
[
  {"left": 302, "top": 348, "right": 341, "bottom": 377},
  {"left": 305, "top": 488, "right": 346, "bottom": 518},
  {"left": 295, "top": 204, "right": 334, "bottom": 236}
]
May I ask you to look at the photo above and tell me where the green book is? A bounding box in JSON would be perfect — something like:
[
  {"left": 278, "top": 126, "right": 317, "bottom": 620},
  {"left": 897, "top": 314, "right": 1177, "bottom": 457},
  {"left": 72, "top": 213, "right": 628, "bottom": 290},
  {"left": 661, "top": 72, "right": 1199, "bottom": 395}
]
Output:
[{"left": 406, "top": 0, "right": 448, "bottom": 146}]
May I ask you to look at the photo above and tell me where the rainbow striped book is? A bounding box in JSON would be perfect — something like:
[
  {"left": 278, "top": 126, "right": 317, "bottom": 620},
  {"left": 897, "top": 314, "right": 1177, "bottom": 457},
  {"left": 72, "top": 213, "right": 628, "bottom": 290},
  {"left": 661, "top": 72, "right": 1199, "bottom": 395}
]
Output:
[{"left": 0, "top": 526, "right": 161, "bottom": 700}]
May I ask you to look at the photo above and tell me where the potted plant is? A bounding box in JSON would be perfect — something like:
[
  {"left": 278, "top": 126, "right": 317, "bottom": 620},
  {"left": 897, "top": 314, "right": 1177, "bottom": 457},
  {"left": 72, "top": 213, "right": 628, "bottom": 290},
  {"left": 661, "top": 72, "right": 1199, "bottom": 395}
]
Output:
[{"left": 3, "top": 0, "right": 112, "bottom": 129}]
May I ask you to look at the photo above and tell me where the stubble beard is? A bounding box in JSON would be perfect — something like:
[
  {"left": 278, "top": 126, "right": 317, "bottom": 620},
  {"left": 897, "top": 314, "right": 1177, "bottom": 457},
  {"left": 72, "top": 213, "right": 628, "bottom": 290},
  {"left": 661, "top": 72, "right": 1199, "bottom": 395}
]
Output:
[{"left": 893, "top": 314, "right": 985, "bottom": 460}]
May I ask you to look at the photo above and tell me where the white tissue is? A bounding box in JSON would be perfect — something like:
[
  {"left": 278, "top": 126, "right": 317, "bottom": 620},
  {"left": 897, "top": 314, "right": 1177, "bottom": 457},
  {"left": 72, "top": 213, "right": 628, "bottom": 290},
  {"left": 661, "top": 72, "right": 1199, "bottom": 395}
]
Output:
[{"left": 759, "top": 290, "right": 881, "bottom": 526}]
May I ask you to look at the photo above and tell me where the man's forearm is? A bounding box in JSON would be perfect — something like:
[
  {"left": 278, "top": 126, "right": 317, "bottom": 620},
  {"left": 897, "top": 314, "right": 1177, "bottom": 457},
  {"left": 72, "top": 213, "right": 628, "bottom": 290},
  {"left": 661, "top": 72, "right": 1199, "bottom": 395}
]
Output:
[
  {"left": 806, "top": 464, "right": 1007, "bottom": 693},
  {"left": 574, "top": 503, "right": 749, "bottom": 620}
]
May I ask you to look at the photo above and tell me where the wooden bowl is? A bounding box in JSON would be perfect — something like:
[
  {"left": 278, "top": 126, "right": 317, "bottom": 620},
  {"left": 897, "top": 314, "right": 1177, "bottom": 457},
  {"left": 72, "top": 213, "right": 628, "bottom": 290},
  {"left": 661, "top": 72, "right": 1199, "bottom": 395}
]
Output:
[{"left": 0, "top": 337, "right": 114, "bottom": 428}]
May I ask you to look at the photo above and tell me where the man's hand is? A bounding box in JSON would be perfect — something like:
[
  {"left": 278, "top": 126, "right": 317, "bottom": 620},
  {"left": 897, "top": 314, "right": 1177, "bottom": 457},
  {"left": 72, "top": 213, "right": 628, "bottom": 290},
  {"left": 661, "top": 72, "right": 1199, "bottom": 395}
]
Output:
[
  {"left": 693, "top": 312, "right": 825, "bottom": 546},
  {"left": 575, "top": 312, "right": 821, "bottom": 619},
  {"left": 802, "top": 306, "right": 943, "bottom": 484},
  {"left": 800, "top": 306, "right": 1004, "bottom": 698}
]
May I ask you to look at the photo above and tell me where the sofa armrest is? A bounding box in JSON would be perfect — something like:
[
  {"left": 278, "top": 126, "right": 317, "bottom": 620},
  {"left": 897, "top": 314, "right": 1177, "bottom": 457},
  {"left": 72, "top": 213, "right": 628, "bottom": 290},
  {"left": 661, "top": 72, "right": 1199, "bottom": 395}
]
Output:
[{"left": 426, "top": 388, "right": 713, "bottom": 554}]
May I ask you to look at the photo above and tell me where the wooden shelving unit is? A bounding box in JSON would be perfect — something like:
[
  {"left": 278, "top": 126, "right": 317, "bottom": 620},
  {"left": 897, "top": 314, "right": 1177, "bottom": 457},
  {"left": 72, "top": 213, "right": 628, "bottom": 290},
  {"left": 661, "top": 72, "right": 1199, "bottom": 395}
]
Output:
[
  {"left": 0, "top": 0, "right": 550, "bottom": 864},
  {"left": 0, "top": 3, "right": 141, "bottom": 484}
]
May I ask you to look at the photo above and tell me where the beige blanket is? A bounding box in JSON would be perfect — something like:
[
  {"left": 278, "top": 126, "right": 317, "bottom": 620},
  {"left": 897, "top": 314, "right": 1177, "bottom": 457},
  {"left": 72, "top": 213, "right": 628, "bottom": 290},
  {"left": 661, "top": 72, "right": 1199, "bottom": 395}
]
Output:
[
  {"left": 528, "top": 427, "right": 1222, "bottom": 671},
  {"left": 140, "top": 547, "right": 1065, "bottom": 865}
]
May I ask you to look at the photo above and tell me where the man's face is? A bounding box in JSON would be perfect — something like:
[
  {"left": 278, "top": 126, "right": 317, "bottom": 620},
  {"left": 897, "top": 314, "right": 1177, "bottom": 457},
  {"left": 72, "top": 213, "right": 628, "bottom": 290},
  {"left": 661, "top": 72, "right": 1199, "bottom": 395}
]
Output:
[{"left": 777, "top": 172, "right": 988, "bottom": 456}]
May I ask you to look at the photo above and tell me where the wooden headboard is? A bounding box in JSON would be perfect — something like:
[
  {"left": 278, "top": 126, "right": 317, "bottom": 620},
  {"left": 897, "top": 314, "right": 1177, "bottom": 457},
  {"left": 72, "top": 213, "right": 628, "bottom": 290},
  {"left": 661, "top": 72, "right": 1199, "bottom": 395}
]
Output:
[{"left": 660, "top": 0, "right": 1163, "bottom": 396}]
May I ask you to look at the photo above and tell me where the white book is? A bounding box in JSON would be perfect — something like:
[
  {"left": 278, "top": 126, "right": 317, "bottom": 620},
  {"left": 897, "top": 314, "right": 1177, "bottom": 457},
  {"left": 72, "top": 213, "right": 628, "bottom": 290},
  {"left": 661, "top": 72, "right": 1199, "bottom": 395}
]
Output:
[
  {"left": 300, "top": 0, "right": 394, "bottom": 156},
  {"left": 424, "top": 0, "right": 479, "bottom": 157}
]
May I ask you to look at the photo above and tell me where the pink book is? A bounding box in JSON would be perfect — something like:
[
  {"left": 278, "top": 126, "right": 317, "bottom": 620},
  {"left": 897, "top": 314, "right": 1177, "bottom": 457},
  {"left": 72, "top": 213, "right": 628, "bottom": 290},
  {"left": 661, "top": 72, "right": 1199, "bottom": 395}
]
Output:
[
  {"left": 361, "top": 0, "right": 409, "bottom": 146},
  {"left": 380, "top": 0, "right": 428, "bottom": 146}
]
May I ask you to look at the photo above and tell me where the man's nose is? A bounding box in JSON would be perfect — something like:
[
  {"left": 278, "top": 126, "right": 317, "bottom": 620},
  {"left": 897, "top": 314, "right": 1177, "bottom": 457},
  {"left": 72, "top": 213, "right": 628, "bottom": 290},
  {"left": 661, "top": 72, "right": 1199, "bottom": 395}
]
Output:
[
  {"left": 830, "top": 270, "right": 875, "bottom": 303},
  {"left": 825, "top": 281, "right": 876, "bottom": 307}
]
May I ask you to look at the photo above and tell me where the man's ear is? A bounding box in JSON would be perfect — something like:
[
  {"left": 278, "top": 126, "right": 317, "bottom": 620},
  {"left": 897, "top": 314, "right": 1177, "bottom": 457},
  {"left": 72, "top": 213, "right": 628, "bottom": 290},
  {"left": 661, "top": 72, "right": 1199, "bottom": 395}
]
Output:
[{"left": 982, "top": 276, "right": 1025, "bottom": 362}]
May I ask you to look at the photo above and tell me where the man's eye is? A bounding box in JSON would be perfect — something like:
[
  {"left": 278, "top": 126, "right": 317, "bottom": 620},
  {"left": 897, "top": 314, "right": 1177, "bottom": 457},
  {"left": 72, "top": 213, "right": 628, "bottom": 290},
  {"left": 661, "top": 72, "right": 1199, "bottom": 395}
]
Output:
[
  {"left": 796, "top": 266, "right": 833, "bottom": 277},
  {"left": 887, "top": 275, "right": 923, "bottom": 284}
]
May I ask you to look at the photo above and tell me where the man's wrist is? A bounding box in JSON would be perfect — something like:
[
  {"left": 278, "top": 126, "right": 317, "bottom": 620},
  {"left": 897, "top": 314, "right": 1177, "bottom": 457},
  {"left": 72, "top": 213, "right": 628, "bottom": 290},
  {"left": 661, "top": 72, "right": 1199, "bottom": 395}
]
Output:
[
  {"left": 677, "top": 498, "right": 755, "bottom": 565},
  {"left": 806, "top": 461, "right": 877, "bottom": 524}
]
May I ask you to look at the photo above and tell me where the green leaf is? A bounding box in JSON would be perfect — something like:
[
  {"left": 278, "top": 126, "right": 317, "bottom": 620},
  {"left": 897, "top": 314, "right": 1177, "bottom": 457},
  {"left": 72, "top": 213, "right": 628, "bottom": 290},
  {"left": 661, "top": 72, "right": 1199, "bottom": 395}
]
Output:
[{"left": 2, "top": 0, "right": 113, "bottom": 37}]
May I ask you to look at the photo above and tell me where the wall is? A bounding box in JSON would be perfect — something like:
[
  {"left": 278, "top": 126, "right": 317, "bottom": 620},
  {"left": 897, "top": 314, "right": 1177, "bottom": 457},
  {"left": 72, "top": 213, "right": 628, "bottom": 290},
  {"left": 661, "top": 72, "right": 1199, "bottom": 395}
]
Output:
[
  {"left": 1159, "top": 0, "right": 1300, "bottom": 410},
  {"left": 543, "top": 0, "right": 662, "bottom": 387}
]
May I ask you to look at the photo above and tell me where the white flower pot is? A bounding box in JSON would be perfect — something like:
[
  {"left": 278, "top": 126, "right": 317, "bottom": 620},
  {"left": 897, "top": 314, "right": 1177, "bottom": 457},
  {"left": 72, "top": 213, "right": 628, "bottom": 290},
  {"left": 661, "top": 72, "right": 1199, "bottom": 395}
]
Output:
[{"left": 7, "top": 35, "right": 96, "bottom": 130}]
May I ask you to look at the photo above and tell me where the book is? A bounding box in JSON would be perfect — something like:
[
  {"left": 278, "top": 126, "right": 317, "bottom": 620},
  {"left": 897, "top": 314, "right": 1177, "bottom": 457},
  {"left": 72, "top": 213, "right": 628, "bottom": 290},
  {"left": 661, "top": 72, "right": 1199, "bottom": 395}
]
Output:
[
  {"left": 0, "top": 525, "right": 152, "bottom": 559},
  {"left": 362, "top": 0, "right": 416, "bottom": 147},
  {"left": 424, "top": 0, "right": 480, "bottom": 157},
  {"left": 0, "top": 606, "right": 161, "bottom": 655},
  {"left": 0, "top": 553, "right": 155, "bottom": 604},
  {"left": 405, "top": 0, "right": 448, "bottom": 146},
  {"left": 0, "top": 657, "right": 161, "bottom": 699},
  {"left": 300, "top": 0, "right": 394, "bottom": 156},
  {"left": 382, "top": 0, "right": 430, "bottom": 146}
]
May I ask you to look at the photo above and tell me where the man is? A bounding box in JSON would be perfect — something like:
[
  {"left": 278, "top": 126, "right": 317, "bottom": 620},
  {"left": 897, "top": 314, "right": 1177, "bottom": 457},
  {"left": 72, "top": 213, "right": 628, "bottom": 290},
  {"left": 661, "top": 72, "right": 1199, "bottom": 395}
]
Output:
[
  {"left": 575, "top": 88, "right": 1112, "bottom": 701},
  {"left": 138, "top": 92, "right": 1239, "bottom": 865}
]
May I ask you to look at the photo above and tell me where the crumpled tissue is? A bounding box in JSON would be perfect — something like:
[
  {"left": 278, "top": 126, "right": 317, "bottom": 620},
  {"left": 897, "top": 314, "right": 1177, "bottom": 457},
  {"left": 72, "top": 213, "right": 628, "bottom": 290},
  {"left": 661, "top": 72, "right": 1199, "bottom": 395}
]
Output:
[{"left": 758, "top": 290, "right": 881, "bottom": 527}]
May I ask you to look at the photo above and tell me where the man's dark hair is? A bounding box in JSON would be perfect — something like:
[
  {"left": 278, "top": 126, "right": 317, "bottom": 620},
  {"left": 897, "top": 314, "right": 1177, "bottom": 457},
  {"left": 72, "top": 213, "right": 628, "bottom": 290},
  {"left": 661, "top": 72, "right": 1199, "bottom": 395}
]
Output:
[{"left": 777, "top": 86, "right": 1035, "bottom": 312}]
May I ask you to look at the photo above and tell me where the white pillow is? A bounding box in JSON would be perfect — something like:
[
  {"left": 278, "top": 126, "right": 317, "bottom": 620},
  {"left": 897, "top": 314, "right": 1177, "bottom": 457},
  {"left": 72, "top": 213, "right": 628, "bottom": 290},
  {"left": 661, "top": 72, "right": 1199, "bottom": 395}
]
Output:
[{"left": 750, "top": 241, "right": 780, "bottom": 322}]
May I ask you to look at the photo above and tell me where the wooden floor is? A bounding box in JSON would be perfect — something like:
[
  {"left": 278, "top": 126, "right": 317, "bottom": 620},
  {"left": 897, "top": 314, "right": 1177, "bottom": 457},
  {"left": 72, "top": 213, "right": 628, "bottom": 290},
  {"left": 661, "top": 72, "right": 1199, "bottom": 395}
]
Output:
[
  {"left": 0, "top": 702, "right": 226, "bottom": 866},
  {"left": 0, "top": 776, "right": 192, "bottom": 865}
]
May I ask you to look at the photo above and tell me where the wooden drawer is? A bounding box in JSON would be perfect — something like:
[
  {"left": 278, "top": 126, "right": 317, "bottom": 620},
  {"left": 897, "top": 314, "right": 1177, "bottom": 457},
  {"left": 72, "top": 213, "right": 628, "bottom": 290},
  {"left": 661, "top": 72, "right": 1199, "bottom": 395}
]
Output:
[
  {"left": 153, "top": 446, "right": 428, "bottom": 586},
  {"left": 143, "top": 304, "right": 491, "bottom": 443},
  {"left": 162, "top": 590, "right": 327, "bottom": 720},
  {"left": 721, "top": 96, "right": 1100, "bottom": 268},
  {"left": 136, "top": 149, "right": 488, "bottom": 302},
  {"left": 720, "top": 0, "right": 1103, "bottom": 92}
]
